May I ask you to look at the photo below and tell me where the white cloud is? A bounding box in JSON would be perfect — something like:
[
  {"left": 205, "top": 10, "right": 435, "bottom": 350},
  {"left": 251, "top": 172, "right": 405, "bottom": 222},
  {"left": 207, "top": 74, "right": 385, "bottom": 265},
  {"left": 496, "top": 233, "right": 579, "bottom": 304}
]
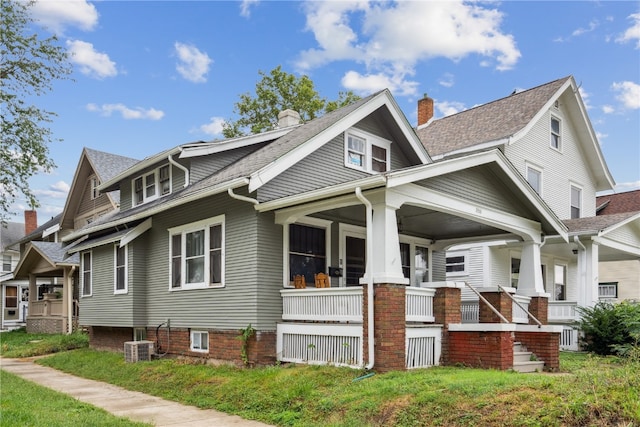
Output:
[
  {"left": 578, "top": 87, "right": 592, "bottom": 110},
  {"left": 240, "top": 0, "right": 260, "bottom": 18},
  {"left": 341, "top": 70, "right": 418, "bottom": 96},
  {"left": 297, "top": 1, "right": 520, "bottom": 95},
  {"left": 31, "top": 0, "right": 98, "bottom": 33},
  {"left": 612, "top": 81, "right": 640, "bottom": 109},
  {"left": 67, "top": 40, "right": 117, "bottom": 79},
  {"left": 616, "top": 13, "right": 640, "bottom": 48},
  {"left": 33, "top": 181, "right": 70, "bottom": 199},
  {"left": 602, "top": 105, "right": 615, "bottom": 114},
  {"left": 436, "top": 100, "right": 466, "bottom": 117},
  {"left": 199, "top": 117, "right": 226, "bottom": 136},
  {"left": 571, "top": 20, "right": 599, "bottom": 37},
  {"left": 614, "top": 180, "right": 640, "bottom": 192},
  {"left": 174, "top": 42, "right": 212, "bottom": 83},
  {"left": 438, "top": 73, "right": 455, "bottom": 88},
  {"left": 86, "top": 103, "right": 165, "bottom": 120}
]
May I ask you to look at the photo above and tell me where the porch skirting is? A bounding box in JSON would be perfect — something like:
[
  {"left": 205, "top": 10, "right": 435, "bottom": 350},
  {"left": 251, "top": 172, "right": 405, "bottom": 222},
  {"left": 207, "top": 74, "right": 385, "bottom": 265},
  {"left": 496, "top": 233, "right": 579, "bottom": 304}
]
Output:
[{"left": 27, "top": 316, "right": 67, "bottom": 334}]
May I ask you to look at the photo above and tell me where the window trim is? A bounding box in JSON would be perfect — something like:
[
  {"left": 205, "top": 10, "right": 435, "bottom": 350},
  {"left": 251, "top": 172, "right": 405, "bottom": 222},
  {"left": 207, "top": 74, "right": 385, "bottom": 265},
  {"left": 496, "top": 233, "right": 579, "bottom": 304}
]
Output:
[
  {"left": 283, "top": 216, "right": 332, "bottom": 288},
  {"left": 190, "top": 330, "right": 209, "bottom": 353},
  {"left": 525, "top": 163, "right": 543, "bottom": 196},
  {"left": 570, "top": 183, "right": 582, "bottom": 219},
  {"left": 553, "top": 263, "right": 567, "bottom": 301},
  {"left": 81, "top": 251, "right": 92, "bottom": 297},
  {"left": 344, "top": 128, "right": 391, "bottom": 174},
  {"left": 445, "top": 251, "right": 468, "bottom": 277},
  {"left": 132, "top": 164, "right": 172, "bottom": 206},
  {"left": 550, "top": 115, "right": 562, "bottom": 151},
  {"left": 2, "top": 254, "right": 11, "bottom": 272},
  {"left": 114, "top": 244, "right": 128, "bottom": 294},
  {"left": 168, "top": 215, "right": 225, "bottom": 291}
]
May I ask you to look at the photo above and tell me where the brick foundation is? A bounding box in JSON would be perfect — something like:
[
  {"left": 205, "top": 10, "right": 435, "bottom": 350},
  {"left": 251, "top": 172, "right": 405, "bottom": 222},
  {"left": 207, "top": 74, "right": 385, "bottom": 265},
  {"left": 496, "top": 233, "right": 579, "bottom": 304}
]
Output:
[
  {"left": 27, "top": 317, "right": 66, "bottom": 334},
  {"left": 527, "top": 297, "right": 548, "bottom": 325},
  {"left": 449, "top": 331, "right": 514, "bottom": 370},
  {"left": 89, "top": 326, "right": 134, "bottom": 351},
  {"left": 515, "top": 331, "right": 560, "bottom": 372}
]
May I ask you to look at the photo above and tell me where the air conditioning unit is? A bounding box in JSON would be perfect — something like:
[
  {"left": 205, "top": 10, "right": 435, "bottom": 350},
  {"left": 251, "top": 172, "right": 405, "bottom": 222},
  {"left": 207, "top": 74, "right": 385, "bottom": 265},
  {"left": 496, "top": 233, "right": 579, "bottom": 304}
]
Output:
[{"left": 124, "top": 340, "right": 154, "bottom": 362}]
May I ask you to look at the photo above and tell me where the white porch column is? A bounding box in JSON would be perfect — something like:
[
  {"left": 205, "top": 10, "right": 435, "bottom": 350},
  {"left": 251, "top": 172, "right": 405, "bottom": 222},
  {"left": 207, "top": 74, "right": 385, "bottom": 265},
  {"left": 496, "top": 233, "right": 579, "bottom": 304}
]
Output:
[
  {"left": 63, "top": 267, "right": 71, "bottom": 334},
  {"left": 516, "top": 240, "right": 547, "bottom": 297},
  {"left": 28, "top": 274, "right": 37, "bottom": 306},
  {"left": 577, "top": 239, "right": 599, "bottom": 308},
  {"left": 366, "top": 200, "right": 408, "bottom": 285}
]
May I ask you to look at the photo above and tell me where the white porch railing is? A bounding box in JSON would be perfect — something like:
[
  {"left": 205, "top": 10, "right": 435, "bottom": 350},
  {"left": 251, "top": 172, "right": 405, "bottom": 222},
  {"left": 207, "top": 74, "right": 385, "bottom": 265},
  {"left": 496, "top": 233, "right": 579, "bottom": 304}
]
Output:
[
  {"left": 461, "top": 300, "right": 479, "bottom": 323},
  {"left": 598, "top": 284, "right": 618, "bottom": 299},
  {"left": 512, "top": 295, "right": 531, "bottom": 324},
  {"left": 405, "top": 287, "right": 435, "bottom": 322},
  {"left": 281, "top": 288, "right": 363, "bottom": 322},
  {"left": 406, "top": 326, "right": 441, "bottom": 369},
  {"left": 548, "top": 301, "right": 578, "bottom": 323}
]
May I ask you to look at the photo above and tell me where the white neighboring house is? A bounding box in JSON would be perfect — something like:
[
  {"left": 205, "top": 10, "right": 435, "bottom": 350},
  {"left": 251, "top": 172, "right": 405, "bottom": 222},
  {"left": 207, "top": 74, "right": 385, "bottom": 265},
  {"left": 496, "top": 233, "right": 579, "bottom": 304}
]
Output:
[
  {"left": 416, "top": 76, "right": 640, "bottom": 350},
  {"left": 1, "top": 218, "right": 29, "bottom": 329}
]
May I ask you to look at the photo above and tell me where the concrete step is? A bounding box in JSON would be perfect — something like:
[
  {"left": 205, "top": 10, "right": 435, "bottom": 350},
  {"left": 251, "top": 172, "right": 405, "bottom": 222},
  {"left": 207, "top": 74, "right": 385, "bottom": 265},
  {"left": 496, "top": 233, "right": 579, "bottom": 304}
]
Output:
[
  {"left": 514, "top": 351, "right": 535, "bottom": 364},
  {"left": 512, "top": 360, "right": 545, "bottom": 373}
]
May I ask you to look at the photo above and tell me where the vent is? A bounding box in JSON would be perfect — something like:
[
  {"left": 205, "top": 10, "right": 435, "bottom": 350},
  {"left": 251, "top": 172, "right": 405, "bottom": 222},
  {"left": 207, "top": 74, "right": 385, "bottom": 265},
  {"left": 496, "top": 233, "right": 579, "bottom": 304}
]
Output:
[{"left": 124, "top": 340, "right": 154, "bottom": 362}]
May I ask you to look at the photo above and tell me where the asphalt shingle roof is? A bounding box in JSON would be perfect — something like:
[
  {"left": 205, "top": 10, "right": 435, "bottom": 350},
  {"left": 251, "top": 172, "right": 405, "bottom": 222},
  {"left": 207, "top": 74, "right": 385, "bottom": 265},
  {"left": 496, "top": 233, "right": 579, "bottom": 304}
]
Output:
[
  {"left": 1, "top": 222, "right": 25, "bottom": 251},
  {"left": 31, "top": 241, "right": 79, "bottom": 265},
  {"left": 417, "top": 77, "right": 570, "bottom": 157},
  {"left": 85, "top": 148, "right": 139, "bottom": 205},
  {"left": 563, "top": 211, "right": 639, "bottom": 234},
  {"left": 596, "top": 190, "right": 640, "bottom": 215}
]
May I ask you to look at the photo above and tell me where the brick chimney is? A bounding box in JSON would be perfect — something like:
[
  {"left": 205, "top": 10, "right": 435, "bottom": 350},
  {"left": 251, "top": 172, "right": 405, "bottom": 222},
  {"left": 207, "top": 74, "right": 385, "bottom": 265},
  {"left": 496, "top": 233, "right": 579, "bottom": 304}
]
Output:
[
  {"left": 24, "top": 210, "right": 38, "bottom": 235},
  {"left": 278, "top": 109, "right": 301, "bottom": 128},
  {"left": 417, "top": 95, "right": 434, "bottom": 127}
]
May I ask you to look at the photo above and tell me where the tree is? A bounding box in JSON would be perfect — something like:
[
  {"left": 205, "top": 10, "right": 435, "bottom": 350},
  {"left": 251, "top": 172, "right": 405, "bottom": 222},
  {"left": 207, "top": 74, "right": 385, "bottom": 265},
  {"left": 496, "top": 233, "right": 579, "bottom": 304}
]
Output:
[
  {"left": 1, "top": 0, "right": 72, "bottom": 221},
  {"left": 222, "top": 66, "right": 359, "bottom": 138}
]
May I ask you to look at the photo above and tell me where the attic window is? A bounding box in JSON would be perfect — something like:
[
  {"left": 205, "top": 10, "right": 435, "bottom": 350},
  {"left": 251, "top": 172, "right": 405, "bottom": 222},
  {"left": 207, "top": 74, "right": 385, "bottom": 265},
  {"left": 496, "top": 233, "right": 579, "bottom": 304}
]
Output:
[
  {"left": 550, "top": 116, "right": 561, "bottom": 150},
  {"left": 344, "top": 129, "right": 391, "bottom": 173},
  {"left": 133, "top": 164, "right": 172, "bottom": 206},
  {"left": 90, "top": 177, "right": 100, "bottom": 199}
]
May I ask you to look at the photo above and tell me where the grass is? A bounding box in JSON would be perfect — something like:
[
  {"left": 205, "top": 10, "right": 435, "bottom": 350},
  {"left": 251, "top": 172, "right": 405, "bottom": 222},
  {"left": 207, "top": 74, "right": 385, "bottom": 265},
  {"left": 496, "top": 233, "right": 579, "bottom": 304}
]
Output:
[
  {"left": 0, "top": 327, "right": 88, "bottom": 357},
  {"left": 0, "top": 370, "right": 150, "bottom": 426},
  {"left": 1, "top": 330, "right": 638, "bottom": 426}
]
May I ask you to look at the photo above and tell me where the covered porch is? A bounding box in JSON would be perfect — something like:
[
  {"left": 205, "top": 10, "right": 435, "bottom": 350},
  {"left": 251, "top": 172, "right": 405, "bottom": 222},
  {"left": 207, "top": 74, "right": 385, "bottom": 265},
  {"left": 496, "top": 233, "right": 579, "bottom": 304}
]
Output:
[
  {"left": 13, "top": 241, "right": 79, "bottom": 334},
  {"left": 262, "top": 151, "right": 567, "bottom": 371}
]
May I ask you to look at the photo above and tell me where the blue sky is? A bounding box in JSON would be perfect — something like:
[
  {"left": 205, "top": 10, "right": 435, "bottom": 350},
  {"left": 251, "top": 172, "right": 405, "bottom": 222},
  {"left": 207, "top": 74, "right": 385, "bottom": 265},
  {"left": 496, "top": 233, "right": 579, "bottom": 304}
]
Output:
[{"left": 11, "top": 0, "right": 640, "bottom": 225}]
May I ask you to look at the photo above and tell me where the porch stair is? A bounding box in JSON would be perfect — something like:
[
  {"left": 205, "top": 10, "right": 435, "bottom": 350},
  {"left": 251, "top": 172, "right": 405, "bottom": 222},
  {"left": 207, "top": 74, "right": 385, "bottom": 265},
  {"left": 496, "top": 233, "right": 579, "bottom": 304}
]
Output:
[{"left": 512, "top": 342, "right": 545, "bottom": 373}]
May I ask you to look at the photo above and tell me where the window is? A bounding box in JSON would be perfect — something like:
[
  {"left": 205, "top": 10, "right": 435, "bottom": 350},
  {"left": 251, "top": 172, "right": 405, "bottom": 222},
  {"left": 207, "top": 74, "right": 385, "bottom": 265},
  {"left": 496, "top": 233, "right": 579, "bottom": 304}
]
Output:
[
  {"left": 554, "top": 264, "right": 566, "bottom": 301},
  {"left": 550, "top": 116, "right": 561, "bottom": 150},
  {"left": 2, "top": 255, "right": 11, "bottom": 272},
  {"left": 445, "top": 252, "right": 467, "bottom": 276},
  {"left": 5, "top": 286, "right": 17, "bottom": 309},
  {"left": 114, "top": 244, "right": 127, "bottom": 294},
  {"left": 511, "top": 258, "right": 520, "bottom": 288},
  {"left": 570, "top": 185, "right": 582, "bottom": 219},
  {"left": 134, "top": 328, "right": 147, "bottom": 341},
  {"left": 81, "top": 252, "right": 92, "bottom": 297},
  {"left": 598, "top": 282, "right": 618, "bottom": 299},
  {"left": 169, "top": 216, "right": 224, "bottom": 290},
  {"left": 190, "top": 331, "right": 209, "bottom": 352},
  {"left": 90, "top": 177, "right": 100, "bottom": 199},
  {"left": 133, "top": 164, "right": 171, "bottom": 206},
  {"left": 289, "top": 223, "right": 327, "bottom": 286},
  {"left": 526, "top": 165, "right": 542, "bottom": 195},
  {"left": 400, "top": 242, "right": 430, "bottom": 286},
  {"left": 344, "top": 129, "right": 391, "bottom": 173}
]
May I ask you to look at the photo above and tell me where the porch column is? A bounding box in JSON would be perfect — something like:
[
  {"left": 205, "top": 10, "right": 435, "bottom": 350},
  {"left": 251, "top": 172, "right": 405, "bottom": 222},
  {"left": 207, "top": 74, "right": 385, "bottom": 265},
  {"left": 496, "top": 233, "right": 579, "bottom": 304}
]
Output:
[
  {"left": 516, "top": 240, "right": 547, "bottom": 297},
  {"left": 367, "top": 201, "right": 408, "bottom": 285},
  {"left": 28, "top": 274, "right": 37, "bottom": 307},
  {"left": 577, "top": 239, "right": 599, "bottom": 308}
]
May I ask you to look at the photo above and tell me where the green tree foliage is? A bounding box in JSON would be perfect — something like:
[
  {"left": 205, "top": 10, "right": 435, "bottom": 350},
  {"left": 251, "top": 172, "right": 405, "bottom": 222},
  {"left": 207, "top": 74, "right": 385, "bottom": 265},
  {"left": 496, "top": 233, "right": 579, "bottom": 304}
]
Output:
[
  {"left": 576, "top": 301, "right": 640, "bottom": 357},
  {"left": 1, "top": 0, "right": 72, "bottom": 220},
  {"left": 222, "top": 66, "right": 359, "bottom": 138}
]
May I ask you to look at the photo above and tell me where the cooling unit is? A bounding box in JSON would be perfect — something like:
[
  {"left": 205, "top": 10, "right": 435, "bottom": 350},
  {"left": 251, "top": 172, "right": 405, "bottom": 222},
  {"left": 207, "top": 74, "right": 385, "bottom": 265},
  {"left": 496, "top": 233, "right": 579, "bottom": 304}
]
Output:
[{"left": 124, "top": 340, "right": 154, "bottom": 362}]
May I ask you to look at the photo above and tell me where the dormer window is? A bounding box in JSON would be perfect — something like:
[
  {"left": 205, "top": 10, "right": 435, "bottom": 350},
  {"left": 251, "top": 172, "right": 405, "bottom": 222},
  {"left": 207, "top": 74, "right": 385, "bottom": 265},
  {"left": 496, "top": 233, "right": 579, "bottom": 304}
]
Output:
[
  {"left": 344, "top": 129, "right": 391, "bottom": 173},
  {"left": 550, "top": 116, "right": 561, "bottom": 150},
  {"left": 133, "top": 164, "right": 171, "bottom": 206}
]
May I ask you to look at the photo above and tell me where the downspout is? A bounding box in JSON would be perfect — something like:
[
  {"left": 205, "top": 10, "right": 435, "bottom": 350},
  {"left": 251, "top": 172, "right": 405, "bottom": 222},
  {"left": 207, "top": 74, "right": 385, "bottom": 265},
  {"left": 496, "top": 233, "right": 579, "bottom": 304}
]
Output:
[
  {"left": 227, "top": 188, "right": 259, "bottom": 205},
  {"left": 68, "top": 266, "right": 76, "bottom": 334},
  {"left": 168, "top": 151, "right": 189, "bottom": 188},
  {"left": 355, "top": 187, "right": 374, "bottom": 370}
]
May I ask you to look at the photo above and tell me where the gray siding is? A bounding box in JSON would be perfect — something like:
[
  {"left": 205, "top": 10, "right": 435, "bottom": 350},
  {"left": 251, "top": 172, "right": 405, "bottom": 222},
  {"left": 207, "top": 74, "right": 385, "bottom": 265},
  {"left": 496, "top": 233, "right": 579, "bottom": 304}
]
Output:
[
  {"left": 189, "top": 144, "right": 266, "bottom": 183},
  {"left": 431, "top": 250, "right": 446, "bottom": 281},
  {"left": 119, "top": 163, "right": 185, "bottom": 211},
  {"left": 77, "top": 176, "right": 112, "bottom": 217}
]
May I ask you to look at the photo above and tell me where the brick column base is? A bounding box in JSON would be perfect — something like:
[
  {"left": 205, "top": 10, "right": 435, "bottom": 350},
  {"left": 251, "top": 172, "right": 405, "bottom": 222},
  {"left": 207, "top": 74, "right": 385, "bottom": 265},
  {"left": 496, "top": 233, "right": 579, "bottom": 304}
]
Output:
[
  {"left": 527, "top": 297, "right": 548, "bottom": 325},
  {"left": 433, "top": 286, "right": 461, "bottom": 365},
  {"left": 365, "top": 283, "right": 406, "bottom": 372},
  {"left": 480, "top": 291, "right": 512, "bottom": 323}
]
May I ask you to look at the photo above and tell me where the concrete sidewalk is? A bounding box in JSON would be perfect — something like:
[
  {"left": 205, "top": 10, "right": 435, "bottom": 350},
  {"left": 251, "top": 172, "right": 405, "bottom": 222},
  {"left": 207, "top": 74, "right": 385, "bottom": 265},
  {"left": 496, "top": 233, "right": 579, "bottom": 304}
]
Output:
[{"left": 0, "top": 357, "right": 272, "bottom": 427}]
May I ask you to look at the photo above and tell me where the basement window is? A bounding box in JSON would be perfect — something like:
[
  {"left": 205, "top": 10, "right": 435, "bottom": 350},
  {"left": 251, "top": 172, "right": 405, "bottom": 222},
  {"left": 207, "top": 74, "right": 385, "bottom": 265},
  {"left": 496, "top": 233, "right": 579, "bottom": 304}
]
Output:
[{"left": 190, "top": 331, "right": 209, "bottom": 352}]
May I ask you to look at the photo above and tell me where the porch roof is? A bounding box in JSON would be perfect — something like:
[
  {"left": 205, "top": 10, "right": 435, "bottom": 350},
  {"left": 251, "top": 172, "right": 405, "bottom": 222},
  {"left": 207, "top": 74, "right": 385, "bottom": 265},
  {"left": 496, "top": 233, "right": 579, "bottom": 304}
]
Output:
[{"left": 13, "top": 241, "right": 79, "bottom": 279}]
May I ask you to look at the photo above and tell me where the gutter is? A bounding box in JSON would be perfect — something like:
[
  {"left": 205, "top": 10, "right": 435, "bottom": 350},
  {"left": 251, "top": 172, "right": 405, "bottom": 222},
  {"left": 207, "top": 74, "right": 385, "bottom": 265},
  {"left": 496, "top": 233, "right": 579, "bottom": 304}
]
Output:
[
  {"left": 228, "top": 188, "right": 259, "bottom": 205},
  {"left": 168, "top": 150, "right": 189, "bottom": 188},
  {"left": 355, "top": 187, "right": 375, "bottom": 370}
]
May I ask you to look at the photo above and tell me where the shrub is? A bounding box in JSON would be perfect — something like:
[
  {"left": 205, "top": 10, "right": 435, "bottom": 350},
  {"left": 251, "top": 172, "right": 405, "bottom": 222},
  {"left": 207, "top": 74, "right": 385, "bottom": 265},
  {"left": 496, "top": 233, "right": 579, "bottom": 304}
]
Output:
[{"left": 576, "top": 301, "right": 640, "bottom": 357}]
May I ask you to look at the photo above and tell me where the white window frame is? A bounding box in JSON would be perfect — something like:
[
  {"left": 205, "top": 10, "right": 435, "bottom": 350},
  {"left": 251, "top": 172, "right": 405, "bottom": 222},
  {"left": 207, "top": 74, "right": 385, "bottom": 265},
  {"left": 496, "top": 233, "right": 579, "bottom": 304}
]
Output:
[
  {"left": 190, "top": 330, "right": 209, "bottom": 352},
  {"left": 550, "top": 115, "right": 561, "bottom": 151},
  {"left": 90, "top": 176, "right": 100, "bottom": 199},
  {"left": 169, "top": 215, "right": 225, "bottom": 291},
  {"left": 283, "top": 216, "right": 332, "bottom": 288},
  {"left": 570, "top": 183, "right": 582, "bottom": 219},
  {"left": 445, "top": 251, "right": 468, "bottom": 277},
  {"left": 2, "top": 254, "right": 11, "bottom": 272},
  {"left": 344, "top": 128, "right": 391, "bottom": 174},
  {"left": 114, "top": 244, "right": 128, "bottom": 294},
  {"left": 81, "top": 251, "right": 92, "bottom": 297},
  {"left": 553, "top": 263, "right": 567, "bottom": 301},
  {"left": 399, "top": 235, "right": 432, "bottom": 287},
  {"left": 133, "top": 164, "right": 172, "bottom": 206},
  {"left": 525, "top": 163, "right": 543, "bottom": 196}
]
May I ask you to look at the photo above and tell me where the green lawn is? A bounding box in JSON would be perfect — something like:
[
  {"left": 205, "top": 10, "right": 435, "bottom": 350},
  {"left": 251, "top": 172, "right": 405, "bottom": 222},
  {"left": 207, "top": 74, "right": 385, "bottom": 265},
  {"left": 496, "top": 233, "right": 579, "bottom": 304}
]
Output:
[
  {"left": 2, "top": 329, "right": 639, "bottom": 426},
  {"left": 0, "top": 370, "right": 150, "bottom": 427}
]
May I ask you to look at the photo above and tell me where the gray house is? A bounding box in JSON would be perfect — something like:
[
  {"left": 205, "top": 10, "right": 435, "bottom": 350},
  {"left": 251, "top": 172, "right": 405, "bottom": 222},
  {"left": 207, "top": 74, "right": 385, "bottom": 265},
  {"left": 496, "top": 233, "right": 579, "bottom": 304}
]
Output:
[{"left": 62, "top": 89, "right": 566, "bottom": 371}]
